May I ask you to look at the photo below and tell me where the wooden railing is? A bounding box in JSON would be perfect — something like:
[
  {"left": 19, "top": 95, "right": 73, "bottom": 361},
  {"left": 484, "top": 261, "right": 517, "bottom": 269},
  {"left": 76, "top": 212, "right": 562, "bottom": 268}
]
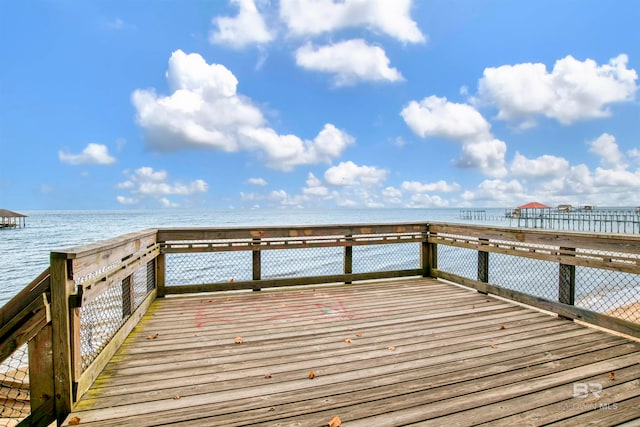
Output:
[{"left": 1, "top": 222, "right": 638, "bottom": 426}]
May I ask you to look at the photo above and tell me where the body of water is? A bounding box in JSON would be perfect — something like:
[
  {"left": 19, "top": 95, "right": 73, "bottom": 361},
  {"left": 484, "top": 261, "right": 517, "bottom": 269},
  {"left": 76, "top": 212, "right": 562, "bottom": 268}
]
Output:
[
  {"left": 1, "top": 208, "right": 637, "bottom": 315},
  {"left": 0, "top": 208, "right": 510, "bottom": 306}
]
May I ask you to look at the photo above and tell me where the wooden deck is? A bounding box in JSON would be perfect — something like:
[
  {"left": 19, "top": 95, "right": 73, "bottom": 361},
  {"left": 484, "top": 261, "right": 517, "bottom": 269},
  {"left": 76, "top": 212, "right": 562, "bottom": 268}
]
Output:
[{"left": 63, "top": 278, "right": 640, "bottom": 426}]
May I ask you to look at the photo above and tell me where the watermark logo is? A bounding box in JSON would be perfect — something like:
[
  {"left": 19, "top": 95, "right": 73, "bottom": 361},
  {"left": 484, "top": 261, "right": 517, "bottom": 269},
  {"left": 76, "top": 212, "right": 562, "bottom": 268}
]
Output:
[
  {"left": 560, "top": 382, "right": 618, "bottom": 412},
  {"left": 573, "top": 382, "right": 602, "bottom": 399}
]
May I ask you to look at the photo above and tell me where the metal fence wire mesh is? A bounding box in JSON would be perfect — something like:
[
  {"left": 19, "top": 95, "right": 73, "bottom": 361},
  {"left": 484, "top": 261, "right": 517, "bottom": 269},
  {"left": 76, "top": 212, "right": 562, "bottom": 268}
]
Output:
[
  {"left": 262, "top": 247, "right": 342, "bottom": 279},
  {"left": 79, "top": 262, "right": 154, "bottom": 372},
  {"left": 576, "top": 267, "right": 640, "bottom": 322},
  {"left": 434, "top": 235, "right": 640, "bottom": 325},
  {"left": 353, "top": 243, "right": 420, "bottom": 273},
  {"left": 166, "top": 252, "right": 252, "bottom": 285},
  {"left": 488, "top": 253, "right": 559, "bottom": 301},
  {"left": 0, "top": 344, "right": 29, "bottom": 423},
  {"left": 435, "top": 245, "right": 477, "bottom": 281}
]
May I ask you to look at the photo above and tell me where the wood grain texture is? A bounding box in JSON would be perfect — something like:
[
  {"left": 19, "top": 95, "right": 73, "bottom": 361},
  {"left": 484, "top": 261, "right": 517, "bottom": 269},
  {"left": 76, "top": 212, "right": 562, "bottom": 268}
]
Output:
[{"left": 61, "top": 278, "right": 640, "bottom": 426}]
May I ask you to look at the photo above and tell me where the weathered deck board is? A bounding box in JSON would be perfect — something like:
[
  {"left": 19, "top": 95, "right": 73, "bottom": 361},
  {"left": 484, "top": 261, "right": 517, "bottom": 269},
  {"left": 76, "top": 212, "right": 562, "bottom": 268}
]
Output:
[{"left": 63, "top": 278, "right": 640, "bottom": 426}]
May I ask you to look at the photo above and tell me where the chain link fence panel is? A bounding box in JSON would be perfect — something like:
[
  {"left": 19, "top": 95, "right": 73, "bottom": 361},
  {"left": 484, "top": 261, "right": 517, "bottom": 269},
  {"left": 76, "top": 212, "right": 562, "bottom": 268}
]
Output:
[
  {"left": 435, "top": 245, "right": 477, "bottom": 281},
  {"left": 0, "top": 344, "right": 29, "bottom": 424},
  {"left": 262, "top": 247, "right": 343, "bottom": 279},
  {"left": 352, "top": 243, "right": 420, "bottom": 273},
  {"left": 165, "top": 252, "right": 252, "bottom": 285},
  {"left": 576, "top": 267, "right": 640, "bottom": 323},
  {"left": 488, "top": 253, "right": 560, "bottom": 301},
  {"left": 79, "top": 262, "right": 155, "bottom": 372}
]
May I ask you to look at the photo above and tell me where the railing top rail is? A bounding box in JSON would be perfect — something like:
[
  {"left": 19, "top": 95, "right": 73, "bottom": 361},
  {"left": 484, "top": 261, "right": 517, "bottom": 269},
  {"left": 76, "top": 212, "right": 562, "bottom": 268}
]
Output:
[
  {"left": 427, "top": 221, "right": 640, "bottom": 249},
  {"left": 0, "top": 267, "right": 50, "bottom": 331},
  {"left": 156, "top": 222, "right": 429, "bottom": 241},
  {"left": 51, "top": 228, "right": 158, "bottom": 259}
]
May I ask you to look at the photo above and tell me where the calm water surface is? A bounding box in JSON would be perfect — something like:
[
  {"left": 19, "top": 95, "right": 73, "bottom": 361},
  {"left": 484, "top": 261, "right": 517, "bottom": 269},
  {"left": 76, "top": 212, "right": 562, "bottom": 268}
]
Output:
[{"left": 1, "top": 208, "right": 508, "bottom": 306}]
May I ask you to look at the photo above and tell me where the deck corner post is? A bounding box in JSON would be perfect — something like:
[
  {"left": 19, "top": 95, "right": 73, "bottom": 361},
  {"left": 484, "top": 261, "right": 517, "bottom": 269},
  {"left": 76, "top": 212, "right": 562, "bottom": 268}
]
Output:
[
  {"left": 344, "top": 234, "right": 353, "bottom": 284},
  {"left": 477, "top": 238, "right": 489, "bottom": 294},
  {"left": 420, "top": 230, "right": 432, "bottom": 277},
  {"left": 252, "top": 238, "right": 262, "bottom": 291},
  {"left": 156, "top": 252, "right": 166, "bottom": 298},
  {"left": 49, "top": 252, "right": 75, "bottom": 424},
  {"left": 559, "top": 246, "right": 576, "bottom": 307},
  {"left": 122, "top": 275, "right": 134, "bottom": 317}
]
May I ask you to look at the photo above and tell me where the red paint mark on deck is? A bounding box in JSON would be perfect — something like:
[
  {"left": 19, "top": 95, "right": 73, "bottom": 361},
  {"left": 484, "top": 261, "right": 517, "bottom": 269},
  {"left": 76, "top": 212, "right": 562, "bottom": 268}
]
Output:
[{"left": 193, "top": 294, "right": 360, "bottom": 327}]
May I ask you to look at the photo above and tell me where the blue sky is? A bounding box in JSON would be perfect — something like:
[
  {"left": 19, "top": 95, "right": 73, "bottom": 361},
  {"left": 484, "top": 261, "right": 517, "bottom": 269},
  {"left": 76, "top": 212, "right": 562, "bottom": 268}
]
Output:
[{"left": 1, "top": 0, "right": 639, "bottom": 210}]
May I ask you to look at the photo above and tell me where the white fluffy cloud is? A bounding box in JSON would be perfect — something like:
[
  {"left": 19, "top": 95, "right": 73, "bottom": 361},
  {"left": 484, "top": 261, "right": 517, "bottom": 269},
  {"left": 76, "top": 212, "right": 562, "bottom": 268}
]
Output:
[
  {"left": 324, "top": 161, "right": 388, "bottom": 186},
  {"left": 401, "top": 95, "right": 492, "bottom": 141},
  {"left": 302, "top": 173, "right": 330, "bottom": 196},
  {"left": 59, "top": 143, "right": 116, "bottom": 165},
  {"left": 248, "top": 177, "right": 268, "bottom": 186},
  {"left": 240, "top": 123, "right": 354, "bottom": 171},
  {"left": 477, "top": 54, "right": 638, "bottom": 126},
  {"left": 461, "top": 179, "right": 526, "bottom": 205},
  {"left": 133, "top": 50, "right": 353, "bottom": 170},
  {"left": 401, "top": 180, "right": 460, "bottom": 193},
  {"left": 279, "top": 0, "right": 425, "bottom": 43},
  {"left": 407, "top": 193, "right": 449, "bottom": 208},
  {"left": 116, "top": 166, "right": 208, "bottom": 207},
  {"left": 510, "top": 152, "right": 570, "bottom": 179},
  {"left": 456, "top": 139, "right": 508, "bottom": 178},
  {"left": 401, "top": 96, "right": 506, "bottom": 177},
  {"left": 588, "top": 133, "right": 627, "bottom": 170},
  {"left": 210, "top": 0, "right": 274, "bottom": 48},
  {"left": 295, "top": 39, "right": 403, "bottom": 86},
  {"left": 381, "top": 186, "right": 402, "bottom": 204}
]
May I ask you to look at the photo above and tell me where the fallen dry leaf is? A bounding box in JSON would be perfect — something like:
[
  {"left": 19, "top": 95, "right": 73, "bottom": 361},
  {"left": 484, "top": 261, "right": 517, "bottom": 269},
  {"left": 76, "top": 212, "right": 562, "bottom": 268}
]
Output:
[
  {"left": 490, "top": 343, "right": 498, "bottom": 349},
  {"left": 355, "top": 332, "right": 363, "bottom": 337},
  {"left": 308, "top": 371, "right": 316, "bottom": 379},
  {"left": 234, "top": 336, "right": 244, "bottom": 344},
  {"left": 344, "top": 338, "right": 352, "bottom": 344},
  {"left": 388, "top": 346, "right": 396, "bottom": 351},
  {"left": 609, "top": 372, "right": 615, "bottom": 381},
  {"left": 146, "top": 333, "right": 159, "bottom": 340},
  {"left": 68, "top": 417, "right": 81, "bottom": 425},
  {"left": 499, "top": 325, "right": 506, "bottom": 330},
  {"left": 328, "top": 415, "right": 341, "bottom": 427}
]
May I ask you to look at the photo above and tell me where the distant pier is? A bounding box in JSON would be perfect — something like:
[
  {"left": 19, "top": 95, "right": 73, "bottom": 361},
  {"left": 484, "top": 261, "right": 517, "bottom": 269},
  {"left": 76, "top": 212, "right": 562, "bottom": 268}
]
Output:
[
  {"left": 507, "top": 206, "right": 640, "bottom": 234},
  {"left": 459, "top": 209, "right": 505, "bottom": 222},
  {"left": 0, "top": 209, "right": 27, "bottom": 229}
]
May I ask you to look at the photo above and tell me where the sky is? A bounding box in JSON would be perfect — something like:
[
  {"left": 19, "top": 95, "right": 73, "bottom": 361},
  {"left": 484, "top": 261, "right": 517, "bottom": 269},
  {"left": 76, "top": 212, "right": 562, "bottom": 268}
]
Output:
[{"left": 1, "top": 0, "right": 639, "bottom": 210}]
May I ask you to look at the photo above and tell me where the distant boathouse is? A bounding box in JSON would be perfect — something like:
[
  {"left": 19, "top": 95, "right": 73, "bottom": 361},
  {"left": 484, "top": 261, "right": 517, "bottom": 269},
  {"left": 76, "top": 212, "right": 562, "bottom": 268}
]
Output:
[{"left": 0, "top": 209, "right": 27, "bottom": 228}]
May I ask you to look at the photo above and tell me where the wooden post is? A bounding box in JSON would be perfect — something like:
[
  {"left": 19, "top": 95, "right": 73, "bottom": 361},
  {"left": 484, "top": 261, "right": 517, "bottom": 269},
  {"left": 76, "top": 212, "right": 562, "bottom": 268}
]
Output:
[
  {"left": 252, "top": 238, "right": 261, "bottom": 291},
  {"left": 477, "top": 238, "right": 489, "bottom": 294},
  {"left": 156, "top": 252, "right": 166, "bottom": 298},
  {"left": 146, "top": 259, "right": 155, "bottom": 293},
  {"left": 420, "top": 230, "right": 431, "bottom": 277},
  {"left": 50, "top": 253, "right": 75, "bottom": 423},
  {"left": 559, "top": 247, "right": 576, "bottom": 306},
  {"left": 28, "top": 322, "right": 54, "bottom": 418},
  {"left": 344, "top": 235, "right": 353, "bottom": 284},
  {"left": 122, "top": 275, "right": 134, "bottom": 318}
]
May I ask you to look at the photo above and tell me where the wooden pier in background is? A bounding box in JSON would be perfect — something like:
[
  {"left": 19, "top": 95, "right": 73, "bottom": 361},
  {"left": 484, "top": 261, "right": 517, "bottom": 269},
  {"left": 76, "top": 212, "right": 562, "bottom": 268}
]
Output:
[{"left": 508, "top": 208, "right": 640, "bottom": 234}]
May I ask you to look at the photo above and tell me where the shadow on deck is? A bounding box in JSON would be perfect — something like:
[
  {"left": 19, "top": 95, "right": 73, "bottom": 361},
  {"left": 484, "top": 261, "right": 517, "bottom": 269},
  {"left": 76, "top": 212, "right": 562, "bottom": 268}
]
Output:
[{"left": 63, "top": 278, "right": 640, "bottom": 426}]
